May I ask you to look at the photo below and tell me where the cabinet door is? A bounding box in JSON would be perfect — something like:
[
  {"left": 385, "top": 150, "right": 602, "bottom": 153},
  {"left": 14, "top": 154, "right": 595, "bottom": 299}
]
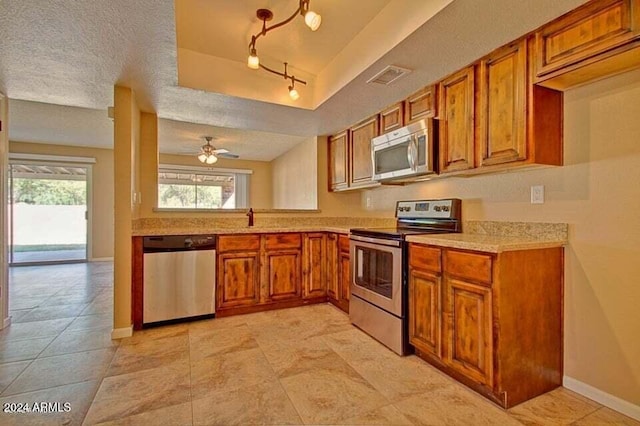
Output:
[
  {"left": 265, "top": 249, "right": 302, "bottom": 301},
  {"left": 380, "top": 102, "right": 405, "bottom": 133},
  {"left": 535, "top": 0, "right": 640, "bottom": 80},
  {"left": 443, "top": 278, "right": 493, "bottom": 386},
  {"left": 217, "top": 251, "right": 260, "bottom": 309},
  {"left": 339, "top": 251, "right": 350, "bottom": 303},
  {"left": 303, "top": 233, "right": 326, "bottom": 299},
  {"left": 409, "top": 267, "right": 441, "bottom": 358},
  {"left": 329, "top": 130, "right": 348, "bottom": 191},
  {"left": 349, "top": 115, "right": 379, "bottom": 187},
  {"left": 478, "top": 39, "right": 527, "bottom": 167},
  {"left": 326, "top": 234, "right": 339, "bottom": 300},
  {"left": 438, "top": 66, "right": 476, "bottom": 173},
  {"left": 405, "top": 85, "right": 437, "bottom": 124}
]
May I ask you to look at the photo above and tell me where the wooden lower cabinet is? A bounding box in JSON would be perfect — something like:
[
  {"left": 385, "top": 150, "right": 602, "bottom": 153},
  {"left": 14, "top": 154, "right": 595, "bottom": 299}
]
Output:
[
  {"left": 326, "top": 233, "right": 339, "bottom": 300},
  {"left": 339, "top": 249, "right": 350, "bottom": 303},
  {"left": 302, "top": 233, "right": 327, "bottom": 299},
  {"left": 217, "top": 251, "right": 261, "bottom": 308},
  {"left": 216, "top": 232, "right": 350, "bottom": 316},
  {"left": 408, "top": 267, "right": 441, "bottom": 358},
  {"left": 408, "top": 243, "right": 563, "bottom": 408},
  {"left": 443, "top": 278, "right": 493, "bottom": 386},
  {"left": 217, "top": 248, "right": 260, "bottom": 310},
  {"left": 328, "top": 233, "right": 350, "bottom": 313},
  {"left": 264, "top": 248, "right": 301, "bottom": 301}
]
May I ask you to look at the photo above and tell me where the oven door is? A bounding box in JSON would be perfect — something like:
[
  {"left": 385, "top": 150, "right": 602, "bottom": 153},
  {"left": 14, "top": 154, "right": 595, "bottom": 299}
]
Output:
[{"left": 350, "top": 235, "right": 403, "bottom": 316}]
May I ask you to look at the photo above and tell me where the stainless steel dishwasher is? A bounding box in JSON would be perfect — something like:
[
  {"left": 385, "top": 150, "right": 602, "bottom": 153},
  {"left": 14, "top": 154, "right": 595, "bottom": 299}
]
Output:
[{"left": 143, "top": 235, "right": 216, "bottom": 326}]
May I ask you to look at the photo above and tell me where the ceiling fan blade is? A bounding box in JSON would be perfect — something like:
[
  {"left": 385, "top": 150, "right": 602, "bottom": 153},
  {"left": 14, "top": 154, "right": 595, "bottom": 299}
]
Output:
[
  {"left": 217, "top": 152, "right": 239, "bottom": 159},
  {"left": 212, "top": 148, "right": 229, "bottom": 154}
]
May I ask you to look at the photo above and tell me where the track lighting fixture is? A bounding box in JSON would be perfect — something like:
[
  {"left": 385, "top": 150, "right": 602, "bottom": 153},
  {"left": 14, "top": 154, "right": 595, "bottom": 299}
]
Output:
[{"left": 247, "top": 0, "right": 321, "bottom": 100}]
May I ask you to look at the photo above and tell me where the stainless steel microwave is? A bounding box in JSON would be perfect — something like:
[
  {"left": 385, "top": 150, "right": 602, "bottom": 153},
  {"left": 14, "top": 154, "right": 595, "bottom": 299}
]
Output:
[{"left": 372, "top": 119, "right": 436, "bottom": 182}]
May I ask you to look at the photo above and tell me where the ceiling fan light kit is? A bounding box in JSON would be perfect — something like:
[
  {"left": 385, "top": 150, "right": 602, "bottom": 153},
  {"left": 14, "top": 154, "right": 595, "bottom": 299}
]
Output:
[
  {"left": 246, "top": 0, "right": 321, "bottom": 100},
  {"left": 197, "top": 136, "right": 239, "bottom": 164}
]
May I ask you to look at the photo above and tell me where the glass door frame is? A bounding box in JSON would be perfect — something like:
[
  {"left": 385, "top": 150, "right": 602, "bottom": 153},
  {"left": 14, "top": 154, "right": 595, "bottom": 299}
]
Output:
[{"left": 8, "top": 158, "right": 93, "bottom": 266}]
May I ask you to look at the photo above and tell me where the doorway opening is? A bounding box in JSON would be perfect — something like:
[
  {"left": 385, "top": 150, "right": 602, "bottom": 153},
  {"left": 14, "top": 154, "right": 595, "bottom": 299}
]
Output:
[{"left": 8, "top": 162, "right": 89, "bottom": 265}]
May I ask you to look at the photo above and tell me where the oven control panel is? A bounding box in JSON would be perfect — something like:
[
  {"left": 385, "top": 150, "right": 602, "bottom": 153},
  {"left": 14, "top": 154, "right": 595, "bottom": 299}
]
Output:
[{"left": 396, "top": 199, "right": 460, "bottom": 219}]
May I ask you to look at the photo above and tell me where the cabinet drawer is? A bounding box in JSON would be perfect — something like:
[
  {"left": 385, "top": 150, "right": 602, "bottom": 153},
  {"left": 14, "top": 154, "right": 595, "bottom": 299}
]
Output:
[
  {"left": 338, "top": 234, "right": 350, "bottom": 253},
  {"left": 264, "top": 233, "right": 301, "bottom": 250},
  {"left": 444, "top": 250, "right": 493, "bottom": 286},
  {"left": 409, "top": 244, "right": 442, "bottom": 273},
  {"left": 218, "top": 234, "right": 260, "bottom": 252}
]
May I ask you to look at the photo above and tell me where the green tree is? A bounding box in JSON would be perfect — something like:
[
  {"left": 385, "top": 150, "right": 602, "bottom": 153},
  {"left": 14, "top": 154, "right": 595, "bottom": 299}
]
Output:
[{"left": 13, "top": 179, "right": 86, "bottom": 205}]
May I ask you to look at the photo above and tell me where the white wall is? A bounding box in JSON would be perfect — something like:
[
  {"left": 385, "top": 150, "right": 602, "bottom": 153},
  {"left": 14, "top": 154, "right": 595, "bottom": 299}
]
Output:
[
  {"left": 356, "top": 69, "right": 640, "bottom": 408},
  {"left": 272, "top": 136, "right": 318, "bottom": 209}
]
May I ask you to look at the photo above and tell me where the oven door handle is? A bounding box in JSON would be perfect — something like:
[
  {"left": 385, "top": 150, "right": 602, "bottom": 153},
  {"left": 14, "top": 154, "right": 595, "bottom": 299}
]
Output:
[{"left": 350, "top": 234, "right": 401, "bottom": 247}]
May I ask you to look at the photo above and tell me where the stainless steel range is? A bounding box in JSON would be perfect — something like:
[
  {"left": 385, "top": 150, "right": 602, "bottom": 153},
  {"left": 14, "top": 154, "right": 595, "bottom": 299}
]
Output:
[{"left": 349, "top": 199, "right": 462, "bottom": 355}]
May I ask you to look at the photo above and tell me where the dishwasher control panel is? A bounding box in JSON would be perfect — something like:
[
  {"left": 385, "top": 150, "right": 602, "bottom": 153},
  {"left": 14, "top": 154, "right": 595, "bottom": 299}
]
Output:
[{"left": 143, "top": 235, "right": 216, "bottom": 252}]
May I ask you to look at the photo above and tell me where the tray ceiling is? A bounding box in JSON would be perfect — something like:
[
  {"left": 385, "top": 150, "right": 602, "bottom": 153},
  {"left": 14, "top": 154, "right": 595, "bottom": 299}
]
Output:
[{"left": 1, "top": 0, "right": 590, "bottom": 159}]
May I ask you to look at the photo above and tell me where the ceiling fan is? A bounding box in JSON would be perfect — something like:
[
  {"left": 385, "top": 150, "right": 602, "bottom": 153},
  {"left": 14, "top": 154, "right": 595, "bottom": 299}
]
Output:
[{"left": 197, "top": 136, "right": 239, "bottom": 164}]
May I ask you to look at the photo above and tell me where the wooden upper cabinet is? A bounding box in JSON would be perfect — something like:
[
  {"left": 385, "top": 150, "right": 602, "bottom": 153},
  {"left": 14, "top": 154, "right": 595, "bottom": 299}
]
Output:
[
  {"left": 328, "top": 130, "right": 349, "bottom": 191},
  {"left": 349, "top": 115, "right": 379, "bottom": 188},
  {"left": 476, "top": 37, "right": 563, "bottom": 170},
  {"left": 477, "top": 40, "right": 528, "bottom": 167},
  {"left": 438, "top": 66, "right": 476, "bottom": 174},
  {"left": 405, "top": 86, "right": 437, "bottom": 124},
  {"left": 534, "top": 0, "right": 640, "bottom": 89},
  {"left": 380, "top": 102, "right": 405, "bottom": 133}
]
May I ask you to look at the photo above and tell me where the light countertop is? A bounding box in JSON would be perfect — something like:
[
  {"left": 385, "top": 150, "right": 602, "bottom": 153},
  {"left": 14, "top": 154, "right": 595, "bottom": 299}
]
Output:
[
  {"left": 406, "top": 233, "right": 566, "bottom": 253},
  {"left": 132, "top": 226, "right": 352, "bottom": 236}
]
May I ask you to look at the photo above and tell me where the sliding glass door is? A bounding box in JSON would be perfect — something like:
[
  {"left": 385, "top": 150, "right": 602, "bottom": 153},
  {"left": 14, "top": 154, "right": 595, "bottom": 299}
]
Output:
[{"left": 9, "top": 162, "right": 88, "bottom": 265}]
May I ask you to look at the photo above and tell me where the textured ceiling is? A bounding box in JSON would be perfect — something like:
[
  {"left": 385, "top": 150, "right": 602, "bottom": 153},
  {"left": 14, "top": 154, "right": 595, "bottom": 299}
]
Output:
[
  {"left": 8, "top": 100, "right": 114, "bottom": 149},
  {"left": 0, "top": 0, "right": 590, "bottom": 157},
  {"left": 8, "top": 99, "right": 307, "bottom": 161},
  {"left": 158, "top": 119, "right": 309, "bottom": 160}
]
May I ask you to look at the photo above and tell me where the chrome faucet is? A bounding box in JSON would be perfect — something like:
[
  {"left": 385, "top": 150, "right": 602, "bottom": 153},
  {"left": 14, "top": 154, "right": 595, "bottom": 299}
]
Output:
[{"left": 247, "top": 208, "right": 254, "bottom": 227}]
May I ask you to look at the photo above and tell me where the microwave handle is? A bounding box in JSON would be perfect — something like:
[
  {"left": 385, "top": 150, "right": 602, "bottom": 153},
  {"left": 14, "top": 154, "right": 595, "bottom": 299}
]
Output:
[{"left": 408, "top": 135, "right": 418, "bottom": 171}]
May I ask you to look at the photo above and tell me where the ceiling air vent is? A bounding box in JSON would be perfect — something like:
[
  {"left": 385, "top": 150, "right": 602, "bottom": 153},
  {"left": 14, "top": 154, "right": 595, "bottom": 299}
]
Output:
[{"left": 367, "top": 65, "right": 412, "bottom": 85}]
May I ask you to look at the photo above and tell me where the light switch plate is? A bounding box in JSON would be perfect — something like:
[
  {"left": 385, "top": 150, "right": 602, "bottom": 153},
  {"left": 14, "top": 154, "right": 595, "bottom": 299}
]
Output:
[{"left": 531, "top": 185, "right": 544, "bottom": 204}]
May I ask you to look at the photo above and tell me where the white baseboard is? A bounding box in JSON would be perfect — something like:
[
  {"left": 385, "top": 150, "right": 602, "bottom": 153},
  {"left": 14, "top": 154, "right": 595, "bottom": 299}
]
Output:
[
  {"left": 563, "top": 376, "right": 640, "bottom": 421},
  {"left": 2, "top": 316, "right": 11, "bottom": 329},
  {"left": 111, "top": 326, "right": 133, "bottom": 339},
  {"left": 90, "top": 257, "right": 114, "bottom": 262}
]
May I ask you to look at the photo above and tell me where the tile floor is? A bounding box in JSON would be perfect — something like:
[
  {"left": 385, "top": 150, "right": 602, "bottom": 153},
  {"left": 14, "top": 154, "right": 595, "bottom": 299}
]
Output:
[{"left": 0, "top": 263, "right": 638, "bottom": 425}]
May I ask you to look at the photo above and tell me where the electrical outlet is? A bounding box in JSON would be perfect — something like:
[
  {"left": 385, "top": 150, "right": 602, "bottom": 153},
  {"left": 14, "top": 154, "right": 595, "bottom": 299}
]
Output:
[
  {"left": 365, "top": 195, "right": 372, "bottom": 209},
  {"left": 531, "top": 185, "right": 544, "bottom": 204}
]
